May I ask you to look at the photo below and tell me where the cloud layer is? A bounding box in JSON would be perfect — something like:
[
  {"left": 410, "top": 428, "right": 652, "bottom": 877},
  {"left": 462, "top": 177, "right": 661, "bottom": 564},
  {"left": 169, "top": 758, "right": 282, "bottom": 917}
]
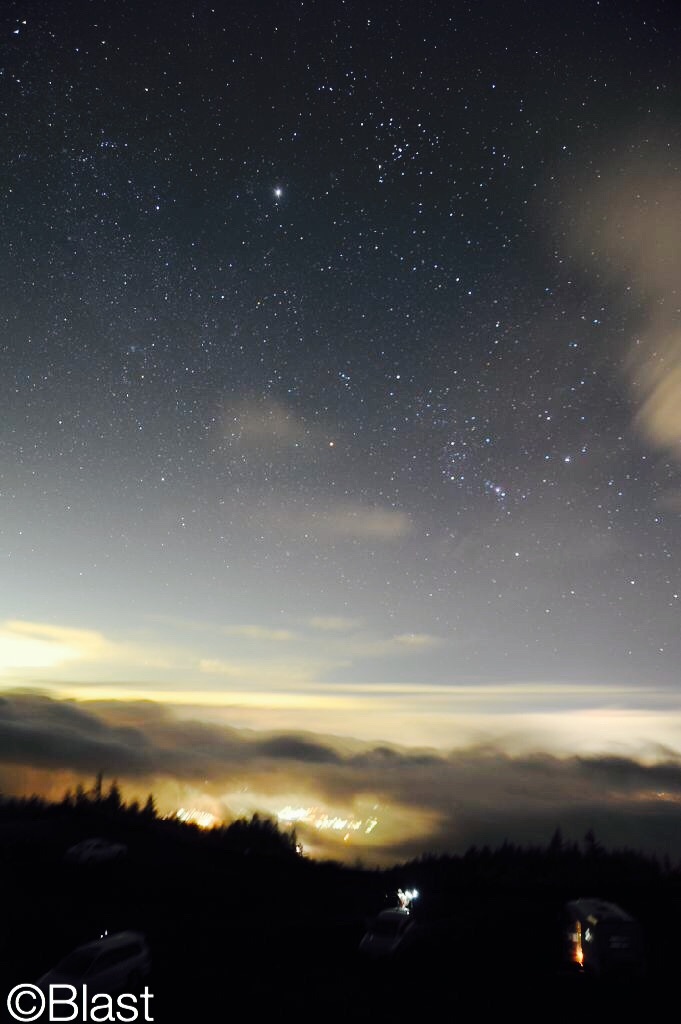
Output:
[{"left": 4, "top": 691, "right": 681, "bottom": 864}]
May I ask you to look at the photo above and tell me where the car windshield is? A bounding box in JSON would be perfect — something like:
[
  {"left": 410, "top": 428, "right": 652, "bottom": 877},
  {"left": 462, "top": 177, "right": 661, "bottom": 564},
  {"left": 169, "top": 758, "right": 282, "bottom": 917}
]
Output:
[
  {"left": 372, "top": 916, "right": 406, "bottom": 937},
  {"left": 600, "top": 922, "right": 640, "bottom": 945},
  {"left": 54, "top": 950, "right": 96, "bottom": 975}
]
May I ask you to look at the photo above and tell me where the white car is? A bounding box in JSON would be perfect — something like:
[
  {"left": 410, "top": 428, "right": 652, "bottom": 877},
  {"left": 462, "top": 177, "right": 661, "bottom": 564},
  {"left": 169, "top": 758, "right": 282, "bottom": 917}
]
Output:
[
  {"left": 64, "top": 838, "right": 128, "bottom": 865},
  {"left": 38, "top": 931, "right": 151, "bottom": 994}
]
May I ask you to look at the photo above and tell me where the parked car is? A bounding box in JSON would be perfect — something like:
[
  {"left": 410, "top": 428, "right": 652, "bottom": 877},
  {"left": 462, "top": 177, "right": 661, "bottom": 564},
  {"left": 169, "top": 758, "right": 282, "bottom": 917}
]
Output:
[
  {"left": 64, "top": 837, "right": 128, "bottom": 864},
  {"left": 563, "top": 898, "right": 645, "bottom": 979},
  {"left": 37, "top": 931, "right": 151, "bottom": 994},
  {"left": 359, "top": 907, "right": 418, "bottom": 959}
]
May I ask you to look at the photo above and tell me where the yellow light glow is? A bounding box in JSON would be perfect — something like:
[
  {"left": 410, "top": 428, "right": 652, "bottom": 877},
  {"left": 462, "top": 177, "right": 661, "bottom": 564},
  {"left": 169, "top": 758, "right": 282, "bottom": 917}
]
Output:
[
  {"left": 276, "top": 804, "right": 380, "bottom": 838},
  {"left": 49, "top": 685, "right": 370, "bottom": 711},
  {"left": 174, "top": 807, "right": 219, "bottom": 829}
]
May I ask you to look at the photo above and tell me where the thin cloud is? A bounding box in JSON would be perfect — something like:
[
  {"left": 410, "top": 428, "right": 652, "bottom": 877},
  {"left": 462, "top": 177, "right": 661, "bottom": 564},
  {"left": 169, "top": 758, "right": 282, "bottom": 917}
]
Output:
[
  {"left": 221, "top": 398, "right": 331, "bottom": 452},
  {"left": 198, "top": 657, "right": 330, "bottom": 686},
  {"left": 222, "top": 624, "right": 295, "bottom": 642},
  {"left": 312, "top": 502, "right": 412, "bottom": 541},
  {"left": 393, "top": 633, "right": 444, "bottom": 650},
  {"left": 308, "top": 616, "right": 362, "bottom": 633},
  {"left": 566, "top": 142, "right": 681, "bottom": 461}
]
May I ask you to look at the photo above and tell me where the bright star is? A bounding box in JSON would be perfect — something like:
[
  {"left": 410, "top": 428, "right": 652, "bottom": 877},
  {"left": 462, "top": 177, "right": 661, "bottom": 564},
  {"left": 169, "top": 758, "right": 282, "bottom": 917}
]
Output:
[{"left": 274, "top": 186, "right": 283, "bottom": 199}]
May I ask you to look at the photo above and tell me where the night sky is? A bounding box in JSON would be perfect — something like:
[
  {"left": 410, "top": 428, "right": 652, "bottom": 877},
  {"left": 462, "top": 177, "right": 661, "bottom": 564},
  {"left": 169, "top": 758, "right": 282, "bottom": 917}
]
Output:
[{"left": 2, "top": 0, "right": 681, "bottom": 862}]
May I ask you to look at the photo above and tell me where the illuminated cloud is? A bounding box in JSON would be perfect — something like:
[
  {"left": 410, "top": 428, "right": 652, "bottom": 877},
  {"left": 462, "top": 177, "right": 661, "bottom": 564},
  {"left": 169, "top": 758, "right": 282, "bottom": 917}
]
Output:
[
  {"left": 0, "top": 620, "right": 112, "bottom": 673},
  {"left": 631, "top": 335, "right": 681, "bottom": 454},
  {"left": 657, "top": 489, "right": 681, "bottom": 512},
  {"left": 308, "top": 616, "right": 362, "bottom": 632},
  {"left": 323, "top": 629, "right": 446, "bottom": 660},
  {"left": 393, "top": 632, "right": 443, "bottom": 649},
  {"left": 0, "top": 619, "right": 173, "bottom": 679},
  {"left": 568, "top": 146, "right": 681, "bottom": 460},
  {"left": 222, "top": 624, "right": 295, "bottom": 642},
  {"left": 0, "top": 692, "right": 154, "bottom": 775},
  {"left": 199, "top": 657, "right": 322, "bottom": 685},
  {"left": 221, "top": 398, "right": 329, "bottom": 450},
  {"left": 4, "top": 692, "right": 681, "bottom": 863},
  {"left": 313, "top": 502, "right": 412, "bottom": 540},
  {"left": 51, "top": 686, "right": 366, "bottom": 711},
  {"left": 237, "top": 494, "right": 411, "bottom": 545}
]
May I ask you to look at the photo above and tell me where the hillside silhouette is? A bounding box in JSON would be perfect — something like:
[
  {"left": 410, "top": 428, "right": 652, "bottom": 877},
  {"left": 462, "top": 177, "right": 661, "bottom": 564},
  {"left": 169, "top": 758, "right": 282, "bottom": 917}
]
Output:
[{"left": 1, "top": 784, "right": 680, "bottom": 1022}]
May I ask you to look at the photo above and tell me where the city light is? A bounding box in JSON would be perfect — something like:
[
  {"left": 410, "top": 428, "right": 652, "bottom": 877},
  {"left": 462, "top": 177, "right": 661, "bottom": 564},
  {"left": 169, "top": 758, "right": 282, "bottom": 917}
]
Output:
[
  {"left": 277, "top": 805, "right": 380, "bottom": 839},
  {"left": 174, "top": 807, "right": 218, "bottom": 829}
]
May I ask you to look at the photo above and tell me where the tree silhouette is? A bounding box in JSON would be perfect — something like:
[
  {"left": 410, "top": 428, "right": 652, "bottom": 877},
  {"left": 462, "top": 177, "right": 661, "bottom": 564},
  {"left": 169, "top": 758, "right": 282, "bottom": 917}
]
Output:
[
  {"left": 221, "top": 813, "right": 298, "bottom": 857},
  {"left": 93, "top": 771, "right": 104, "bottom": 803},
  {"left": 142, "top": 793, "right": 157, "bottom": 819},
  {"left": 548, "top": 827, "right": 563, "bottom": 854},
  {"left": 104, "top": 780, "right": 123, "bottom": 813}
]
